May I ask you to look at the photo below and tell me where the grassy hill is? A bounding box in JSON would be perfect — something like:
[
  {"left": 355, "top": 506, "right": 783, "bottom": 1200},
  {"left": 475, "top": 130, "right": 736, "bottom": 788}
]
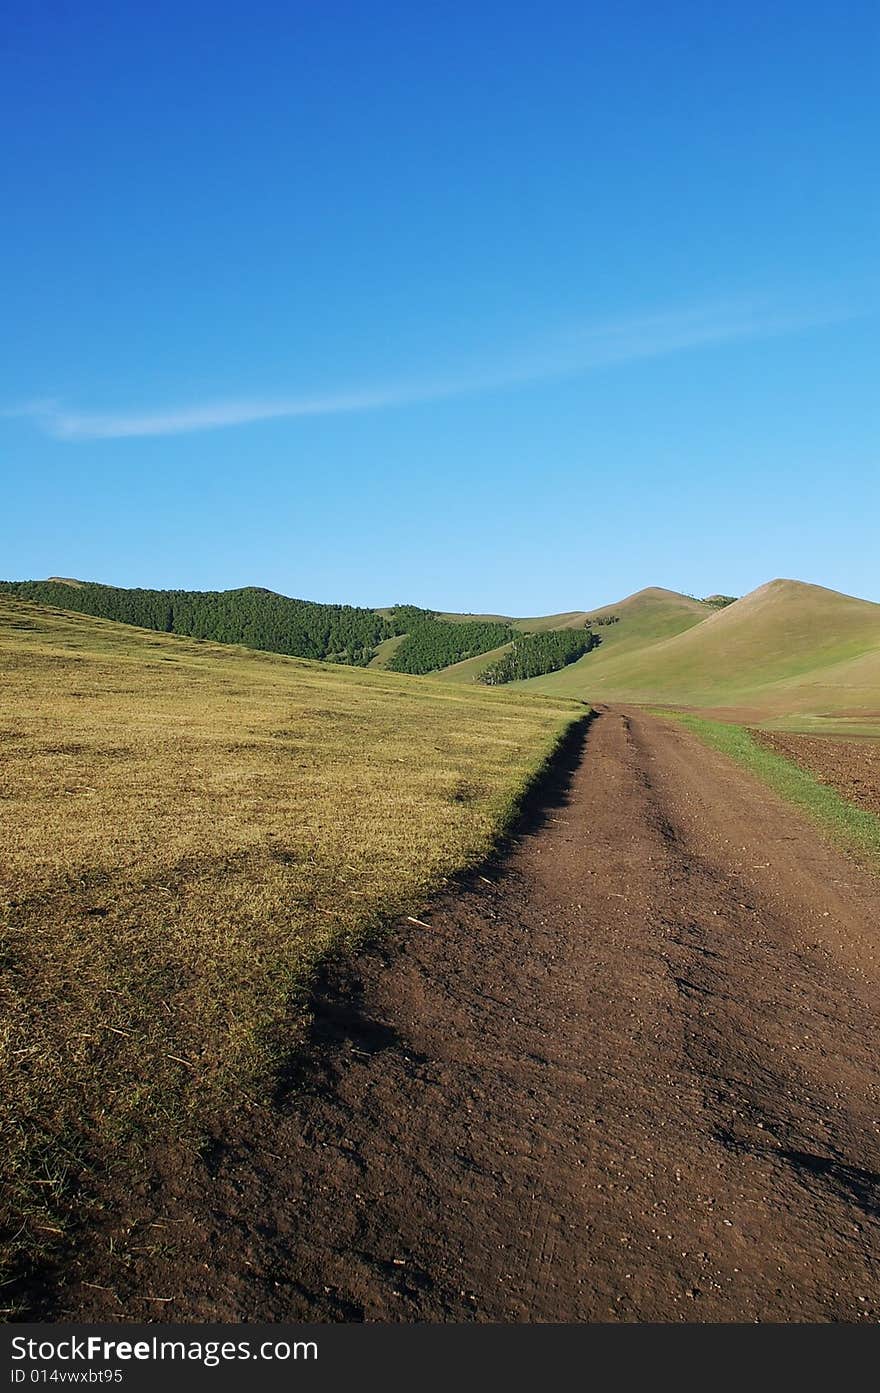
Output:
[
  {"left": 526, "top": 580, "right": 880, "bottom": 727},
  {"left": 577, "top": 587, "right": 709, "bottom": 654},
  {"left": 439, "top": 587, "right": 710, "bottom": 685},
  {"left": 6, "top": 584, "right": 588, "bottom": 678},
  {"left": 0, "top": 595, "right": 581, "bottom": 1293},
  {"left": 513, "top": 611, "right": 593, "bottom": 633},
  {"left": 8, "top": 576, "right": 877, "bottom": 725},
  {"left": 437, "top": 608, "right": 591, "bottom": 632},
  {"left": 434, "top": 640, "right": 516, "bottom": 683},
  {"left": 373, "top": 610, "right": 585, "bottom": 678},
  {"left": 0, "top": 578, "right": 397, "bottom": 666}
]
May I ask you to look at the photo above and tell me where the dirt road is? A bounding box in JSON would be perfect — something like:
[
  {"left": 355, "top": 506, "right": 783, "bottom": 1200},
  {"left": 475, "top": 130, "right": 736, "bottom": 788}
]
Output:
[{"left": 57, "top": 708, "right": 880, "bottom": 1322}]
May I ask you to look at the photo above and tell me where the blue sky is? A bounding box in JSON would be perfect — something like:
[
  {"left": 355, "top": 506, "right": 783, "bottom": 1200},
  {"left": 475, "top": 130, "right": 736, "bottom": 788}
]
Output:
[{"left": 2, "top": 1, "right": 878, "bottom": 611}]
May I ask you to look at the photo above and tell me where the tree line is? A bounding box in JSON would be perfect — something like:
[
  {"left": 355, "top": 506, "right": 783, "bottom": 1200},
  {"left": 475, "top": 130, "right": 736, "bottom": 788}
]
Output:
[
  {"left": 0, "top": 580, "right": 395, "bottom": 666},
  {"left": 387, "top": 618, "right": 516, "bottom": 675},
  {"left": 2, "top": 582, "right": 613, "bottom": 678},
  {"left": 386, "top": 604, "right": 437, "bottom": 633},
  {"left": 480, "top": 628, "right": 596, "bottom": 684}
]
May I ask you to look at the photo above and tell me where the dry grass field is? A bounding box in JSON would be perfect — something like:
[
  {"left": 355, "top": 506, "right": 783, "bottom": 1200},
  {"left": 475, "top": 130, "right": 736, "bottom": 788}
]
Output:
[{"left": 0, "top": 597, "right": 581, "bottom": 1301}]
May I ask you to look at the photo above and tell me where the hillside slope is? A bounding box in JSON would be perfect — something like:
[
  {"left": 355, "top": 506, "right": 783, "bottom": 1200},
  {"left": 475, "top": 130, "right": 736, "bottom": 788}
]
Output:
[
  {"left": 0, "top": 578, "right": 395, "bottom": 665},
  {"left": 443, "top": 587, "right": 709, "bottom": 685},
  {"left": 576, "top": 587, "right": 709, "bottom": 656},
  {"left": 384, "top": 610, "right": 594, "bottom": 678},
  {"left": 434, "top": 640, "right": 516, "bottom": 684},
  {"left": 527, "top": 580, "right": 880, "bottom": 719},
  {"left": 0, "top": 594, "right": 581, "bottom": 1295}
]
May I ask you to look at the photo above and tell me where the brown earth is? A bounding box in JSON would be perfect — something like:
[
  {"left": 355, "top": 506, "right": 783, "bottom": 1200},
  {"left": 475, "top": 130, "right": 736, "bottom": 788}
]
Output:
[
  {"left": 752, "top": 729, "right": 880, "bottom": 818},
  {"left": 36, "top": 708, "right": 880, "bottom": 1322}
]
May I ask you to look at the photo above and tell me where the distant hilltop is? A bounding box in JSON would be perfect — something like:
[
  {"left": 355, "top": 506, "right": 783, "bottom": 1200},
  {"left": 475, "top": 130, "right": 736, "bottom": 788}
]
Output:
[{"left": 2, "top": 576, "right": 879, "bottom": 720}]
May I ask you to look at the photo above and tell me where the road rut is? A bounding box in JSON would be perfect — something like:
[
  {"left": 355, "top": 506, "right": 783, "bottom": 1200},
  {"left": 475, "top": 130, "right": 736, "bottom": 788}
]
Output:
[{"left": 58, "top": 707, "right": 880, "bottom": 1322}]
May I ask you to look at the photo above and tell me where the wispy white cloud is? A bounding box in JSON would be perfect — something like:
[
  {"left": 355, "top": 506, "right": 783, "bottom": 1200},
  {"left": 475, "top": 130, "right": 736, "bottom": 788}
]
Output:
[
  {"left": 45, "top": 388, "right": 426, "bottom": 441},
  {"left": 4, "top": 297, "right": 858, "bottom": 441}
]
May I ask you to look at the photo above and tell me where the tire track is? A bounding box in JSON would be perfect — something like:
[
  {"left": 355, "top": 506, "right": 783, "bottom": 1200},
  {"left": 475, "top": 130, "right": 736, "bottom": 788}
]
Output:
[{"left": 49, "top": 708, "right": 880, "bottom": 1322}]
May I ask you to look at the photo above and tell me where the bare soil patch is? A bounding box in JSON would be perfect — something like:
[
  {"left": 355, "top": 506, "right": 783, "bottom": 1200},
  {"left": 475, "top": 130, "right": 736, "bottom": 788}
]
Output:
[
  {"left": 27, "top": 709, "right": 880, "bottom": 1322},
  {"left": 752, "top": 730, "right": 880, "bottom": 818}
]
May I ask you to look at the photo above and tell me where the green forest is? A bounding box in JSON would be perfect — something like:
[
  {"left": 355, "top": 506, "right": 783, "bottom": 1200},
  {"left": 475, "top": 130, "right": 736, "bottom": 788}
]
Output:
[
  {"left": 0, "top": 580, "right": 394, "bottom": 665},
  {"left": 480, "top": 629, "right": 596, "bottom": 684},
  {"left": 387, "top": 618, "right": 516, "bottom": 675},
  {"left": 385, "top": 604, "right": 437, "bottom": 633},
  {"left": 2, "top": 583, "right": 607, "bottom": 679}
]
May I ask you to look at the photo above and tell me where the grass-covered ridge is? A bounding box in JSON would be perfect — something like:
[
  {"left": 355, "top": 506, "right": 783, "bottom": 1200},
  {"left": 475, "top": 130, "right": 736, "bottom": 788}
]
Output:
[
  {"left": 528, "top": 580, "right": 880, "bottom": 719},
  {"left": 663, "top": 712, "right": 880, "bottom": 866},
  {"left": 0, "top": 597, "right": 583, "bottom": 1298},
  {"left": 0, "top": 578, "right": 398, "bottom": 666},
  {"left": 464, "top": 587, "right": 711, "bottom": 691}
]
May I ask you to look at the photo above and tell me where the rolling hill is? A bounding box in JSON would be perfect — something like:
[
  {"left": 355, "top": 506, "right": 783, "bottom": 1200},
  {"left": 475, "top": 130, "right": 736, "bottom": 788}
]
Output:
[
  {"left": 383, "top": 609, "right": 597, "bottom": 680},
  {"left": 4, "top": 575, "right": 879, "bottom": 726},
  {"left": 437, "top": 608, "right": 598, "bottom": 632},
  {"left": 2, "top": 579, "right": 718, "bottom": 686},
  {"left": 436, "top": 587, "right": 711, "bottom": 684},
  {"left": 0, "top": 578, "right": 396, "bottom": 665},
  {"left": 525, "top": 579, "right": 880, "bottom": 725},
  {"left": 571, "top": 586, "right": 710, "bottom": 654}
]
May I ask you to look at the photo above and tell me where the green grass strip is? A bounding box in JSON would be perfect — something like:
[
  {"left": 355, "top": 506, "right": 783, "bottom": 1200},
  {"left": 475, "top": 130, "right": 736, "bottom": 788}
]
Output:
[{"left": 658, "top": 711, "right": 880, "bottom": 868}]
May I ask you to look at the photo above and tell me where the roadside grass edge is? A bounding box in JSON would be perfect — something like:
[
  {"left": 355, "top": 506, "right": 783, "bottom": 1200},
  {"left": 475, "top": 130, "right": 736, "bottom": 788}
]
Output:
[
  {"left": 655, "top": 710, "right": 880, "bottom": 869},
  {"left": 2, "top": 665, "right": 590, "bottom": 1315}
]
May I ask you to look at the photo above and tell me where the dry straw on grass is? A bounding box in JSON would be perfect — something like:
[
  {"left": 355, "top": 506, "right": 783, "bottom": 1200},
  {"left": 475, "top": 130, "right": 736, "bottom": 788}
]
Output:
[{"left": 0, "top": 598, "right": 581, "bottom": 1293}]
